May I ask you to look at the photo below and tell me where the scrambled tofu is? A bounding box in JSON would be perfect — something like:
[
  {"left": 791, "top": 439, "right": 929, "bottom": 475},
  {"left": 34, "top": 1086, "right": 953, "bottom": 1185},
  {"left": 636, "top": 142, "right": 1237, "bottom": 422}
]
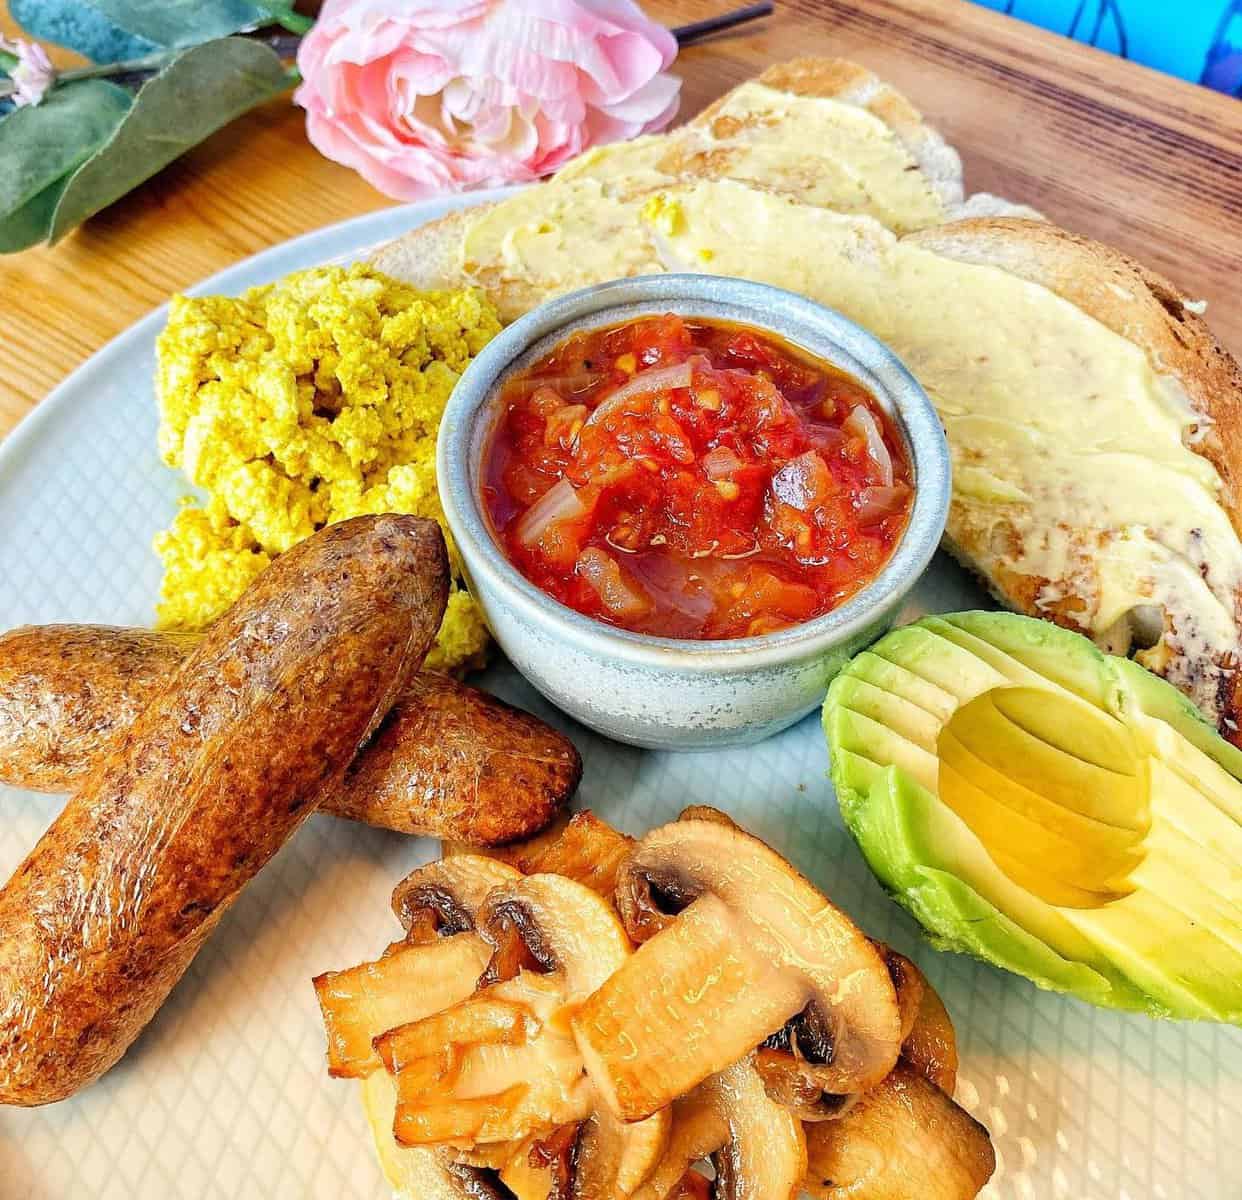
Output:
[{"left": 154, "top": 264, "right": 502, "bottom": 673}]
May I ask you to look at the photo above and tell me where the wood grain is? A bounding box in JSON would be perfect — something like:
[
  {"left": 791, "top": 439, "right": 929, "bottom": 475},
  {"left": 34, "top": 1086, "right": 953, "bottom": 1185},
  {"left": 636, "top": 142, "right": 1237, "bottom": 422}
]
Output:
[{"left": 1, "top": 0, "right": 1240, "bottom": 440}]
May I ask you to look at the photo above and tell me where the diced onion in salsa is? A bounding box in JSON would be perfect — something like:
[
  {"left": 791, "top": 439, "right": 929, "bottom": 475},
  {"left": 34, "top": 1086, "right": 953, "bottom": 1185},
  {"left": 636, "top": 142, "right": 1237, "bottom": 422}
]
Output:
[
  {"left": 514, "top": 477, "right": 585, "bottom": 548},
  {"left": 582, "top": 360, "right": 695, "bottom": 429},
  {"left": 844, "top": 404, "right": 894, "bottom": 487},
  {"left": 483, "top": 315, "right": 913, "bottom": 640}
]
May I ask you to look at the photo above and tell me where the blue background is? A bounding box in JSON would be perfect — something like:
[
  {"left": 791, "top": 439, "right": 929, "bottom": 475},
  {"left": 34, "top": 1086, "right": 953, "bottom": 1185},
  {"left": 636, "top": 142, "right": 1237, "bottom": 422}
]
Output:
[{"left": 972, "top": 0, "right": 1242, "bottom": 95}]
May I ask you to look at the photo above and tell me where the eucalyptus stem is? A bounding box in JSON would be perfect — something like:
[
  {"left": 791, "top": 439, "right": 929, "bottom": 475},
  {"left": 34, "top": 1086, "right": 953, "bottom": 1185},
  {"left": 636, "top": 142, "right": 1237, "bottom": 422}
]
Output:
[
  {"left": 273, "top": 11, "right": 314, "bottom": 36},
  {"left": 0, "top": 31, "right": 301, "bottom": 101},
  {"left": 0, "top": 47, "right": 175, "bottom": 101},
  {"left": 50, "top": 48, "right": 176, "bottom": 87}
]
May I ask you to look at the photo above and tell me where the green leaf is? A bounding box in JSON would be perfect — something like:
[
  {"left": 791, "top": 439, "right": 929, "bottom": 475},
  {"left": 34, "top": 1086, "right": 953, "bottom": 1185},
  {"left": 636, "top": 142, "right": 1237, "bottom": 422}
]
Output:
[
  {"left": 0, "top": 176, "right": 72, "bottom": 252},
  {"left": 10, "top": 0, "right": 156, "bottom": 65},
  {"left": 82, "top": 0, "right": 272, "bottom": 48},
  {"left": 49, "top": 37, "right": 295, "bottom": 245},
  {"left": 0, "top": 80, "right": 132, "bottom": 221}
]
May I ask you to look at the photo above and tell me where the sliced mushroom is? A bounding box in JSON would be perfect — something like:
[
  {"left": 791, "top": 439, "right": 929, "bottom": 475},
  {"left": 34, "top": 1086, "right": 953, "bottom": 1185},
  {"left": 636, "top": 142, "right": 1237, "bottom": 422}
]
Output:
[
  {"left": 486, "top": 810, "right": 637, "bottom": 898},
  {"left": 498, "top": 1131, "right": 564, "bottom": 1199},
  {"left": 392, "top": 854, "right": 525, "bottom": 943},
  {"left": 900, "top": 979, "right": 959, "bottom": 1094},
  {"left": 881, "top": 946, "right": 926, "bottom": 1044},
  {"left": 677, "top": 805, "right": 741, "bottom": 830},
  {"left": 631, "top": 1057, "right": 807, "bottom": 1200},
  {"left": 314, "top": 856, "right": 519, "bottom": 1077},
  {"left": 314, "top": 936, "right": 493, "bottom": 1078},
  {"left": 574, "top": 817, "right": 902, "bottom": 1121},
  {"left": 753, "top": 943, "right": 926, "bottom": 1118},
  {"left": 750, "top": 1050, "right": 857, "bottom": 1123},
  {"left": 571, "top": 1107, "right": 671, "bottom": 1198},
  {"left": 377, "top": 874, "right": 632, "bottom": 1148},
  {"left": 802, "top": 1063, "right": 995, "bottom": 1200},
  {"left": 452, "top": 1142, "right": 527, "bottom": 1171},
  {"left": 668, "top": 1177, "right": 711, "bottom": 1200},
  {"left": 360, "top": 1070, "right": 518, "bottom": 1199}
]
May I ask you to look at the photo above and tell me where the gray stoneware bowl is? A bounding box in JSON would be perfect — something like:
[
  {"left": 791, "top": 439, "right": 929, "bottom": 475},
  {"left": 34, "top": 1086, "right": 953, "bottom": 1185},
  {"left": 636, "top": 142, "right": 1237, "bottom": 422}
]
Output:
[{"left": 438, "top": 275, "right": 949, "bottom": 750}]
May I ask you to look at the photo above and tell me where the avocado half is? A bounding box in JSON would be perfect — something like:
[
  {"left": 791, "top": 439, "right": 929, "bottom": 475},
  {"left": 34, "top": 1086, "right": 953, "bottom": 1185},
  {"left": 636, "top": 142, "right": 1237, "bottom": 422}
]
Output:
[{"left": 824, "top": 611, "right": 1242, "bottom": 1022}]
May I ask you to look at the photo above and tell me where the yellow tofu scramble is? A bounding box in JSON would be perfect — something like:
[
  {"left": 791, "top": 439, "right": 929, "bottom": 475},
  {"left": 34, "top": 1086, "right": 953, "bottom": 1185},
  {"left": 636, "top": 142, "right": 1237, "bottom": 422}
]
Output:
[{"left": 154, "top": 264, "right": 502, "bottom": 673}]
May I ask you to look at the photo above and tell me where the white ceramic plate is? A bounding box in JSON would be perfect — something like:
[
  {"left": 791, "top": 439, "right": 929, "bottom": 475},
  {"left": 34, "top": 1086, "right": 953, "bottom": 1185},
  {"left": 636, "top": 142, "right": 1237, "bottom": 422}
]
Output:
[{"left": 0, "top": 193, "right": 1237, "bottom": 1200}]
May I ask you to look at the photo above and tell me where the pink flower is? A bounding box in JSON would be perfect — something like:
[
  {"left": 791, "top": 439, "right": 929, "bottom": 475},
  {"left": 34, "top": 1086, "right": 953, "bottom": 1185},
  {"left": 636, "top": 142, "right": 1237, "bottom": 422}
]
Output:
[
  {"left": 1, "top": 37, "right": 54, "bottom": 108},
  {"left": 294, "top": 0, "right": 681, "bottom": 201}
]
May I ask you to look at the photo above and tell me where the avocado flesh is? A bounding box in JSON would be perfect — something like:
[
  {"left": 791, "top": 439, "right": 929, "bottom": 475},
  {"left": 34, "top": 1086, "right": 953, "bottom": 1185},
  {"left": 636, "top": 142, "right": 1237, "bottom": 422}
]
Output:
[
  {"left": 832, "top": 746, "right": 1140, "bottom": 1009},
  {"left": 826, "top": 612, "right": 1242, "bottom": 1022}
]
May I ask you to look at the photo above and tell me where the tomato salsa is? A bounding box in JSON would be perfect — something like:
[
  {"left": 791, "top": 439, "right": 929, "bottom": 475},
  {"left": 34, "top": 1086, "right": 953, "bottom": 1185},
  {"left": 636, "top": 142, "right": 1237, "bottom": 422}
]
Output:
[{"left": 482, "top": 314, "right": 914, "bottom": 640}]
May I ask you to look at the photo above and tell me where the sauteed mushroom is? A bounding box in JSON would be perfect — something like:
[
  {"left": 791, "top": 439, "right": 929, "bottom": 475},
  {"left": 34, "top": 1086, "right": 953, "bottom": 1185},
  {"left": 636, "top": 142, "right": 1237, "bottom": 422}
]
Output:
[
  {"left": 565, "top": 1108, "right": 671, "bottom": 1198},
  {"left": 314, "top": 856, "right": 519, "bottom": 1077},
  {"left": 802, "top": 1063, "right": 995, "bottom": 1199},
  {"left": 392, "top": 854, "right": 524, "bottom": 942},
  {"left": 574, "top": 815, "right": 902, "bottom": 1121},
  {"left": 754, "top": 944, "right": 927, "bottom": 1119},
  {"left": 493, "top": 1109, "right": 670, "bottom": 1200},
  {"left": 328, "top": 857, "right": 531, "bottom": 1199},
  {"left": 901, "top": 978, "right": 959, "bottom": 1093},
  {"left": 361, "top": 1071, "right": 519, "bottom": 1199},
  {"left": 630, "top": 1057, "right": 807, "bottom": 1200},
  {"left": 489, "top": 811, "right": 637, "bottom": 897},
  {"left": 377, "top": 874, "right": 633, "bottom": 1147}
]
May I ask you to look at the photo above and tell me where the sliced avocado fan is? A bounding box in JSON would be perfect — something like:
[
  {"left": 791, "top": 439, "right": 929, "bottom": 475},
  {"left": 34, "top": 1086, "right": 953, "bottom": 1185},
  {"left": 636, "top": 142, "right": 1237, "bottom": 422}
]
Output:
[{"left": 824, "top": 611, "right": 1242, "bottom": 1022}]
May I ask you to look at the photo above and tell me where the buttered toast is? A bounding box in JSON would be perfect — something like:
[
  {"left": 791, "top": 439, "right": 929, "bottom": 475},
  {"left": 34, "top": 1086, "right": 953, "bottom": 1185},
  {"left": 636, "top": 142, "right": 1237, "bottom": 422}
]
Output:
[
  {"left": 371, "top": 58, "right": 1034, "bottom": 318},
  {"left": 372, "top": 59, "right": 1242, "bottom": 740}
]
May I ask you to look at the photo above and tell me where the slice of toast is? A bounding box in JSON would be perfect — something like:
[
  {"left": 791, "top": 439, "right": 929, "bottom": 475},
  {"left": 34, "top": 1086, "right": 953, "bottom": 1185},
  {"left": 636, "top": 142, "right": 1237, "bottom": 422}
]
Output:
[
  {"left": 907, "top": 217, "right": 1242, "bottom": 726},
  {"left": 369, "top": 61, "right": 1242, "bottom": 737},
  {"left": 558, "top": 57, "right": 965, "bottom": 227},
  {"left": 369, "top": 56, "right": 1024, "bottom": 311}
]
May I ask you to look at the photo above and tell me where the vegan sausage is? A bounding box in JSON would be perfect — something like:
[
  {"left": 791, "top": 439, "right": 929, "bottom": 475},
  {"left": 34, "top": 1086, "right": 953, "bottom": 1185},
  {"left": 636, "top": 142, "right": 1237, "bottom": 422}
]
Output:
[
  {"left": 0, "top": 514, "right": 445, "bottom": 1106},
  {"left": 0, "top": 629, "right": 579, "bottom": 846}
]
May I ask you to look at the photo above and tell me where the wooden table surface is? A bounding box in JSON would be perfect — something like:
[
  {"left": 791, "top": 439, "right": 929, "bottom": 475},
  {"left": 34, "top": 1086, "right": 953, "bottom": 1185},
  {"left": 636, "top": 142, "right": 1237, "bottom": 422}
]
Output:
[{"left": 2, "top": 0, "right": 1240, "bottom": 440}]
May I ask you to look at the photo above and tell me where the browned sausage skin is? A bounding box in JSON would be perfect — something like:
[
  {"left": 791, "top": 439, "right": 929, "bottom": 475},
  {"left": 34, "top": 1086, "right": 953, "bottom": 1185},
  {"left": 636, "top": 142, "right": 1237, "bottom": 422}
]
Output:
[
  {"left": 0, "top": 514, "right": 446, "bottom": 1107},
  {"left": 333, "top": 673, "right": 580, "bottom": 845},
  {"left": 0, "top": 630, "right": 579, "bottom": 846},
  {"left": 0, "top": 625, "right": 194, "bottom": 793}
]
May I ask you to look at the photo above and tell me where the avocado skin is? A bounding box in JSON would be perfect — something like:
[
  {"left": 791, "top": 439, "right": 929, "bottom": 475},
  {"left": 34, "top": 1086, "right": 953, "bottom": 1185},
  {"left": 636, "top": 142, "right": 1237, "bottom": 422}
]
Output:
[{"left": 824, "top": 610, "right": 1242, "bottom": 1023}]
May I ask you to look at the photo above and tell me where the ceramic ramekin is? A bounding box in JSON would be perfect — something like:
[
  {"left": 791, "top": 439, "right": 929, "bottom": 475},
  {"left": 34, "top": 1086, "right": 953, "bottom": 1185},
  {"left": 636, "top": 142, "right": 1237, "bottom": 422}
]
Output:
[{"left": 438, "top": 275, "right": 950, "bottom": 750}]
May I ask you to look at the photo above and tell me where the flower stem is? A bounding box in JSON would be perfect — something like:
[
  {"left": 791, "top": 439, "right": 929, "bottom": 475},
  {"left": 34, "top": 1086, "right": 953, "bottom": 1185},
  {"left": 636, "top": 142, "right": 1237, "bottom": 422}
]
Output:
[
  {"left": 55, "top": 49, "right": 177, "bottom": 86},
  {"left": 0, "top": 48, "right": 18, "bottom": 73},
  {"left": 672, "top": 2, "right": 775, "bottom": 46}
]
